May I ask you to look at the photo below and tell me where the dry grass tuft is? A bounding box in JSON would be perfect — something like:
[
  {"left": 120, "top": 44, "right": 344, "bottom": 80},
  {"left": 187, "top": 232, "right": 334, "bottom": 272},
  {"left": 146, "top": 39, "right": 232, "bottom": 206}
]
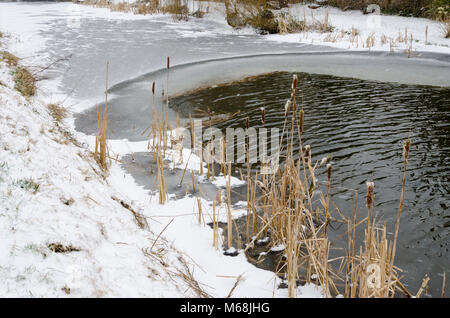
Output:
[
  {"left": 48, "top": 243, "right": 81, "bottom": 253},
  {"left": 48, "top": 103, "right": 68, "bottom": 123},
  {"left": 1, "top": 51, "right": 36, "bottom": 98},
  {"left": 13, "top": 66, "right": 36, "bottom": 98},
  {"left": 112, "top": 195, "right": 149, "bottom": 230},
  {"left": 174, "top": 256, "right": 211, "bottom": 298},
  {"left": 0, "top": 51, "right": 19, "bottom": 67},
  {"left": 162, "top": 0, "right": 190, "bottom": 21}
]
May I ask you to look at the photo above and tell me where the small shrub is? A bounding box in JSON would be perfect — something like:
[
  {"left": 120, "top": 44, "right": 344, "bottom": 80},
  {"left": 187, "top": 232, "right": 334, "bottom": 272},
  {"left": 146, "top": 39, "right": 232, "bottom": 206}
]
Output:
[
  {"left": 225, "top": 0, "right": 280, "bottom": 34},
  {"left": 429, "top": 0, "right": 450, "bottom": 20}
]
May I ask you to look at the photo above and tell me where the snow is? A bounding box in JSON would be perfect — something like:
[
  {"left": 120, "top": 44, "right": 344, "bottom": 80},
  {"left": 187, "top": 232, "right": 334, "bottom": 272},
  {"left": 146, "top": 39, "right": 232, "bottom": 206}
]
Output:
[
  {"left": 267, "top": 4, "right": 450, "bottom": 55},
  {"left": 1, "top": 1, "right": 448, "bottom": 298}
]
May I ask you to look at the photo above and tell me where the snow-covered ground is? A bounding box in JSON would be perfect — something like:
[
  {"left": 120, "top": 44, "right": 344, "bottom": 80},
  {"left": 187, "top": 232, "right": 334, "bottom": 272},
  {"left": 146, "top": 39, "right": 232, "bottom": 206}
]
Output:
[
  {"left": 0, "top": 1, "right": 448, "bottom": 298},
  {"left": 269, "top": 4, "right": 450, "bottom": 55},
  {"left": 0, "top": 55, "right": 200, "bottom": 297}
]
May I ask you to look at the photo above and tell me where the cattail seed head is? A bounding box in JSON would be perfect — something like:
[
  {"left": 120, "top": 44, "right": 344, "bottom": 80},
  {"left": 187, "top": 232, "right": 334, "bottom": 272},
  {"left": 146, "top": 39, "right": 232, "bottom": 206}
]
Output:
[
  {"left": 292, "top": 74, "right": 298, "bottom": 91},
  {"left": 167, "top": 56, "right": 170, "bottom": 69},
  {"left": 299, "top": 109, "right": 304, "bottom": 134},
  {"left": 284, "top": 100, "right": 291, "bottom": 117},
  {"left": 403, "top": 138, "right": 410, "bottom": 164},
  {"left": 366, "top": 181, "right": 374, "bottom": 209},
  {"left": 152, "top": 82, "right": 155, "bottom": 95},
  {"left": 327, "top": 163, "right": 332, "bottom": 180},
  {"left": 245, "top": 117, "right": 249, "bottom": 130},
  {"left": 304, "top": 145, "right": 311, "bottom": 163},
  {"left": 261, "top": 107, "right": 265, "bottom": 125}
]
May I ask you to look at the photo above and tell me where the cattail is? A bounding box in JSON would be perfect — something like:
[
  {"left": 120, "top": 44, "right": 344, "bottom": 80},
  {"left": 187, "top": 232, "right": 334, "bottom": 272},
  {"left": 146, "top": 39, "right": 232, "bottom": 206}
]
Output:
[
  {"left": 245, "top": 117, "right": 249, "bottom": 130},
  {"left": 327, "top": 163, "right": 332, "bottom": 180},
  {"left": 403, "top": 138, "right": 410, "bottom": 164},
  {"left": 284, "top": 100, "right": 291, "bottom": 117},
  {"left": 366, "top": 181, "right": 374, "bottom": 209},
  {"left": 292, "top": 74, "right": 298, "bottom": 91},
  {"left": 425, "top": 25, "right": 428, "bottom": 45},
  {"left": 304, "top": 145, "right": 311, "bottom": 163},
  {"left": 299, "top": 108, "right": 304, "bottom": 134},
  {"left": 152, "top": 82, "right": 155, "bottom": 95},
  {"left": 261, "top": 107, "right": 265, "bottom": 125},
  {"left": 167, "top": 56, "right": 170, "bottom": 69}
]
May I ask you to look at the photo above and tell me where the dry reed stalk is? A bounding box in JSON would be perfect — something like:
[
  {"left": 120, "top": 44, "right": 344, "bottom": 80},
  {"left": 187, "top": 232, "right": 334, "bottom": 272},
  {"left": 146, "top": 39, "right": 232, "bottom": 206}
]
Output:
[
  {"left": 221, "top": 136, "right": 226, "bottom": 175},
  {"left": 197, "top": 197, "right": 203, "bottom": 225},
  {"left": 416, "top": 275, "right": 430, "bottom": 298},
  {"left": 212, "top": 199, "right": 218, "bottom": 249},
  {"left": 95, "top": 61, "right": 110, "bottom": 171},
  {"left": 226, "top": 162, "right": 233, "bottom": 249},
  {"left": 323, "top": 9, "right": 329, "bottom": 33},
  {"left": 387, "top": 137, "right": 410, "bottom": 290},
  {"left": 216, "top": 189, "right": 222, "bottom": 205},
  {"left": 226, "top": 274, "right": 243, "bottom": 298},
  {"left": 442, "top": 272, "right": 446, "bottom": 298},
  {"left": 246, "top": 160, "right": 251, "bottom": 244},
  {"left": 150, "top": 218, "right": 174, "bottom": 252},
  {"left": 191, "top": 170, "right": 196, "bottom": 193},
  {"left": 156, "top": 143, "right": 167, "bottom": 204}
]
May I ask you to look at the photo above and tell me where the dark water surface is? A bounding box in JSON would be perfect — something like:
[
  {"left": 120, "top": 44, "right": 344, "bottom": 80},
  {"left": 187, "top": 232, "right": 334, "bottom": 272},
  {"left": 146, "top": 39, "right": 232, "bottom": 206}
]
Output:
[{"left": 170, "top": 71, "right": 450, "bottom": 297}]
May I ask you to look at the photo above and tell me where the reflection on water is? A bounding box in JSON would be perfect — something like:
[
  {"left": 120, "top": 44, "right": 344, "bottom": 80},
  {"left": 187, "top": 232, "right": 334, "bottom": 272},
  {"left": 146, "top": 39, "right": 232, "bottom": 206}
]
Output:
[{"left": 170, "top": 72, "right": 450, "bottom": 296}]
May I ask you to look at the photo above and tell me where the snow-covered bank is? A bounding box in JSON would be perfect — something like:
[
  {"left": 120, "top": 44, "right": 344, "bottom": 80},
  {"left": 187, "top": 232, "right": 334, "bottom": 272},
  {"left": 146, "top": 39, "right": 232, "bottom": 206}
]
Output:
[
  {"left": 0, "top": 55, "right": 199, "bottom": 297},
  {"left": 267, "top": 4, "right": 450, "bottom": 55}
]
